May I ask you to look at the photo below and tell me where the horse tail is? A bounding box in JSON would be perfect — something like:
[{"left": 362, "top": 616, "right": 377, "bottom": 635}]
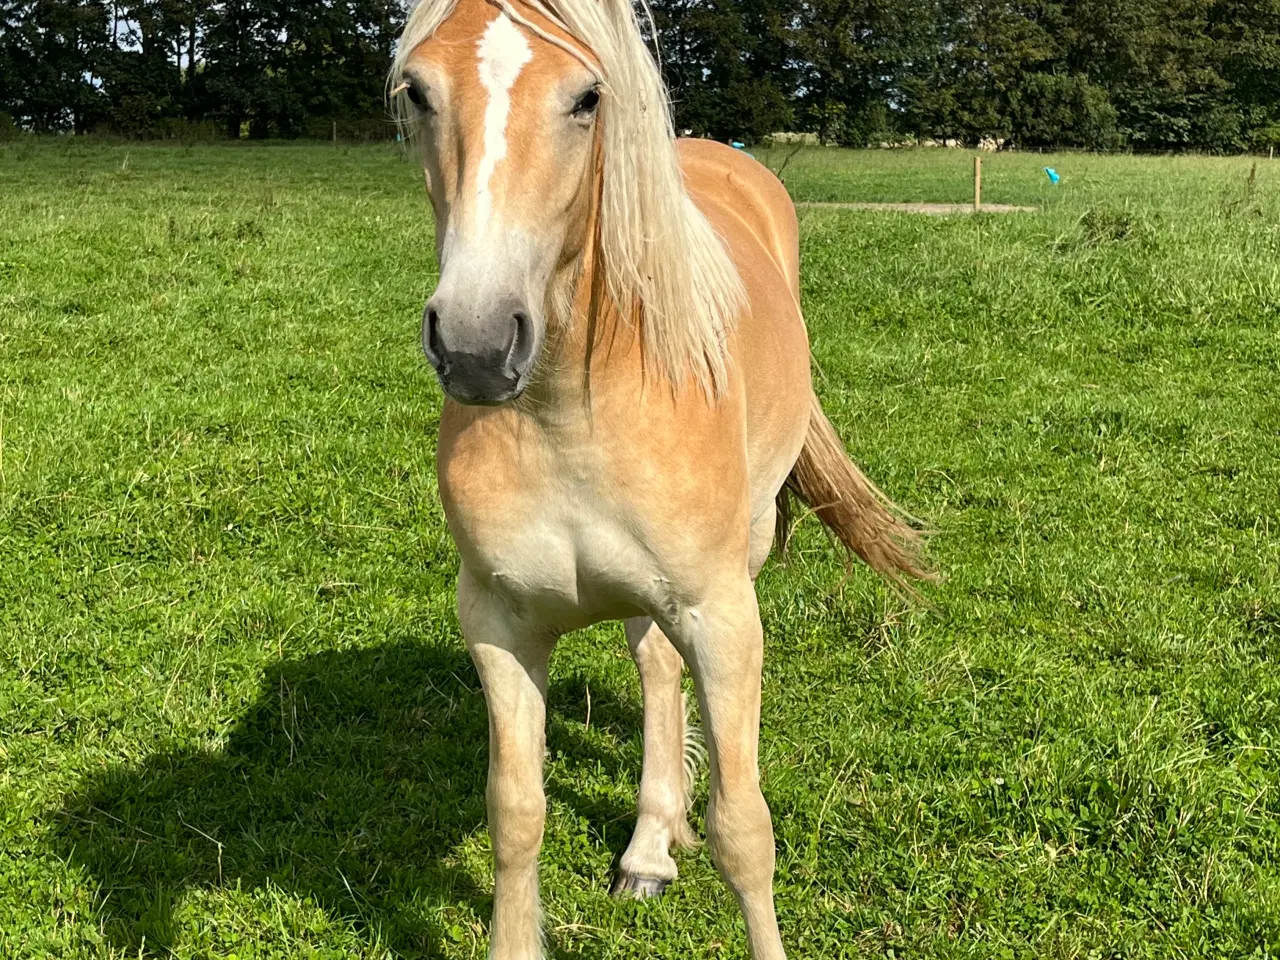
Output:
[{"left": 775, "top": 393, "right": 934, "bottom": 589}]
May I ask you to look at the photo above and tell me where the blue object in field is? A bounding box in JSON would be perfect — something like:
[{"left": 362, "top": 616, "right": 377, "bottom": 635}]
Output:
[
  {"left": 731, "top": 141, "right": 745, "bottom": 149},
  {"left": 1045, "top": 167, "right": 1061, "bottom": 185}
]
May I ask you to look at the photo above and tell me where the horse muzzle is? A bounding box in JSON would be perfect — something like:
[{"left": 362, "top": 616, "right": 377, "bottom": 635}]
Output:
[{"left": 422, "top": 297, "right": 537, "bottom": 405}]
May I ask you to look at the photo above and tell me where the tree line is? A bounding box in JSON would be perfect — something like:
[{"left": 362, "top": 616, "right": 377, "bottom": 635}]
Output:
[
  {"left": 2, "top": 0, "right": 1278, "bottom": 151},
  {"left": 0, "top": 0, "right": 404, "bottom": 138}
]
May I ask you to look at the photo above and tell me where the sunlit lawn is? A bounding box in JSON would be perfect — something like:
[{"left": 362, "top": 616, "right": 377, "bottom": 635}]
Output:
[{"left": 1, "top": 139, "right": 1278, "bottom": 958}]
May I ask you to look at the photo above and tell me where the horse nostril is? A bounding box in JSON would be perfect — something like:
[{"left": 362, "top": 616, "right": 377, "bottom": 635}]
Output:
[
  {"left": 507, "top": 311, "right": 535, "bottom": 374},
  {"left": 424, "top": 308, "right": 444, "bottom": 366}
]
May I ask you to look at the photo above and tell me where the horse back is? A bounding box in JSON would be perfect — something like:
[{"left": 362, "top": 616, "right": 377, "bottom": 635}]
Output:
[
  {"left": 678, "top": 139, "right": 812, "bottom": 515},
  {"left": 677, "top": 139, "right": 801, "bottom": 301}
]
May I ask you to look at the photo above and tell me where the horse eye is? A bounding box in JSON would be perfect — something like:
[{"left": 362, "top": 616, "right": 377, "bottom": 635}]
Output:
[
  {"left": 406, "top": 83, "right": 428, "bottom": 110},
  {"left": 572, "top": 88, "right": 600, "bottom": 117}
]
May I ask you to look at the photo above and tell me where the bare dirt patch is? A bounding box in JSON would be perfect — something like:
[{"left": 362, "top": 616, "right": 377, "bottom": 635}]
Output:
[{"left": 797, "top": 201, "right": 1038, "bottom": 214}]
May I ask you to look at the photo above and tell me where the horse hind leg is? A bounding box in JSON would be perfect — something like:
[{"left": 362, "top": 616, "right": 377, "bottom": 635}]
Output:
[
  {"left": 612, "top": 616, "right": 700, "bottom": 899},
  {"left": 750, "top": 501, "right": 777, "bottom": 580},
  {"left": 614, "top": 503, "right": 774, "bottom": 900}
]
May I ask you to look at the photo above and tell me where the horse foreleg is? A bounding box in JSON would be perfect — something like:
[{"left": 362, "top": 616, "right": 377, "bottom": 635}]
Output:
[
  {"left": 670, "top": 579, "right": 786, "bottom": 960},
  {"left": 612, "top": 616, "right": 698, "bottom": 898},
  {"left": 459, "top": 567, "right": 556, "bottom": 960}
]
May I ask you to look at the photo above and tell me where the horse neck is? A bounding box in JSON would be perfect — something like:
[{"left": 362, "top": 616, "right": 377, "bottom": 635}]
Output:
[
  {"left": 523, "top": 157, "right": 644, "bottom": 416},
  {"left": 525, "top": 246, "right": 634, "bottom": 415}
]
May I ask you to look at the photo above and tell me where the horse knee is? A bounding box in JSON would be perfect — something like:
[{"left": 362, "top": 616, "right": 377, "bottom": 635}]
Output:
[
  {"left": 707, "top": 779, "right": 775, "bottom": 888},
  {"left": 488, "top": 785, "right": 545, "bottom": 868}
]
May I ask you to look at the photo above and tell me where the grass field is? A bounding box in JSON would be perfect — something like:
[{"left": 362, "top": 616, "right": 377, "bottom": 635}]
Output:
[{"left": 2, "top": 139, "right": 1279, "bottom": 959}]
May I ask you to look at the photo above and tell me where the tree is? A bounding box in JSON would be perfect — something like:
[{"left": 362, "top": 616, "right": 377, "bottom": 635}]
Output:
[
  {"left": 268, "top": 0, "right": 405, "bottom": 138},
  {"left": 200, "top": 0, "right": 271, "bottom": 136},
  {"left": 1211, "top": 0, "right": 1280, "bottom": 147},
  {"left": 99, "top": 0, "right": 189, "bottom": 132},
  {"left": 1061, "top": 0, "right": 1237, "bottom": 149},
  {"left": 792, "top": 0, "right": 935, "bottom": 145},
  {"left": 651, "top": 0, "right": 796, "bottom": 142},
  {"left": 1, "top": 0, "right": 110, "bottom": 131},
  {"left": 895, "top": 1, "right": 1062, "bottom": 144}
]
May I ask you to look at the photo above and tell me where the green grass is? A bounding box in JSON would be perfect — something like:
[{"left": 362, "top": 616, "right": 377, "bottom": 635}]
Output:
[{"left": 2, "top": 139, "right": 1279, "bottom": 959}]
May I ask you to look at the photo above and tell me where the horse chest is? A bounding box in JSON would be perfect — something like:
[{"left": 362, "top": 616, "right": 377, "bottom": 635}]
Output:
[{"left": 439, "top": 434, "right": 657, "bottom": 623}]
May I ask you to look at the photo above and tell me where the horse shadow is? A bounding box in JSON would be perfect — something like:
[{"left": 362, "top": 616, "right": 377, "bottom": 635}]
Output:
[{"left": 53, "top": 638, "right": 645, "bottom": 958}]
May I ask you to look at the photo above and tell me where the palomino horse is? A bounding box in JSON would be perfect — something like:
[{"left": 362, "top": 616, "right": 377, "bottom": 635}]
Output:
[{"left": 390, "top": 0, "right": 929, "bottom": 955}]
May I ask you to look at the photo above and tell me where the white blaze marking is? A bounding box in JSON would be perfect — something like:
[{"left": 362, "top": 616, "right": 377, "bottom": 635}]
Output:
[{"left": 474, "top": 13, "right": 532, "bottom": 235}]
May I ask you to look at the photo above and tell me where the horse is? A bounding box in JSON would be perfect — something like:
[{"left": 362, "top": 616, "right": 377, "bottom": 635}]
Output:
[{"left": 389, "top": 1, "right": 929, "bottom": 955}]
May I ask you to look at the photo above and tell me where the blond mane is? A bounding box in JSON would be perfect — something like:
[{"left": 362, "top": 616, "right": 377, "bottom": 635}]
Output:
[{"left": 390, "top": 0, "right": 746, "bottom": 395}]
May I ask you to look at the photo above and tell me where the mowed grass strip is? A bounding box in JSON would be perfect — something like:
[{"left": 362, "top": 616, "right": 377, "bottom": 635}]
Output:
[{"left": 1, "top": 140, "right": 1278, "bottom": 959}]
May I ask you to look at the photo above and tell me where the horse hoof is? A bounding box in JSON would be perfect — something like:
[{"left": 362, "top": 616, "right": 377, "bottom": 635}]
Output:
[{"left": 610, "top": 871, "right": 671, "bottom": 900}]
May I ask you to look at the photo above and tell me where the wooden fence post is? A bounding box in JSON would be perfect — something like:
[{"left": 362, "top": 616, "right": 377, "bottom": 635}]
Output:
[{"left": 974, "top": 156, "right": 983, "bottom": 212}]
